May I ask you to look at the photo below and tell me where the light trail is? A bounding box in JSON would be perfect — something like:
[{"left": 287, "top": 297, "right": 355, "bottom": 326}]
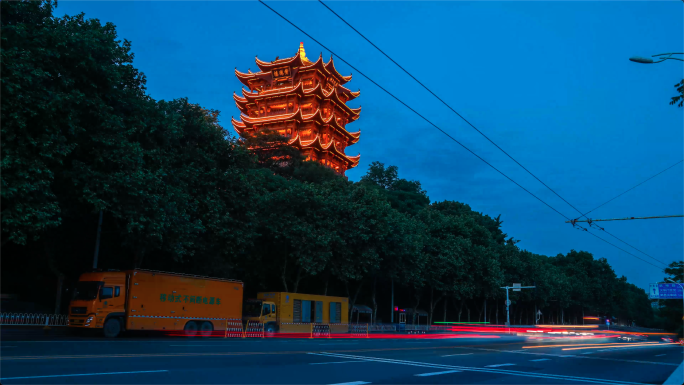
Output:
[
  {"left": 523, "top": 342, "right": 660, "bottom": 349},
  {"left": 561, "top": 342, "right": 679, "bottom": 351}
]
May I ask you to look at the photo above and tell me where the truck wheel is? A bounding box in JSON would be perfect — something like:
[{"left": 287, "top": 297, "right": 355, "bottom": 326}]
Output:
[
  {"left": 184, "top": 321, "right": 198, "bottom": 337},
  {"left": 103, "top": 318, "right": 121, "bottom": 338},
  {"left": 265, "top": 323, "right": 277, "bottom": 333},
  {"left": 199, "top": 321, "right": 214, "bottom": 337}
]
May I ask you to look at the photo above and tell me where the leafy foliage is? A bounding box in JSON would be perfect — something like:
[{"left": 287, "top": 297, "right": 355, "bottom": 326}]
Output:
[
  {"left": 1, "top": 0, "right": 661, "bottom": 331},
  {"left": 670, "top": 79, "right": 684, "bottom": 108}
]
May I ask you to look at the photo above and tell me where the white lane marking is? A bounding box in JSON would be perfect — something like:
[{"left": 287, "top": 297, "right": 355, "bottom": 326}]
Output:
[
  {"left": 530, "top": 358, "right": 551, "bottom": 362},
  {"left": 415, "top": 370, "right": 461, "bottom": 377},
  {"left": 310, "top": 361, "right": 368, "bottom": 365},
  {"left": 327, "top": 382, "right": 370, "bottom": 385},
  {"left": 311, "top": 352, "right": 647, "bottom": 385},
  {"left": 486, "top": 363, "right": 516, "bottom": 367},
  {"left": 0, "top": 370, "right": 168, "bottom": 380},
  {"left": 442, "top": 353, "right": 473, "bottom": 357},
  {"left": 169, "top": 345, "right": 242, "bottom": 347},
  {"left": 655, "top": 354, "right": 666, "bottom": 357}
]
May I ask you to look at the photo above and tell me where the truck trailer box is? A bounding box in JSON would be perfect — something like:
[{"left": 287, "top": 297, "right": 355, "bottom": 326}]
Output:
[{"left": 126, "top": 270, "right": 244, "bottom": 332}]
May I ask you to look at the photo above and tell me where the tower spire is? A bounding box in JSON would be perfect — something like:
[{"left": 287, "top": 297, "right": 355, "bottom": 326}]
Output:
[{"left": 298, "top": 42, "right": 310, "bottom": 63}]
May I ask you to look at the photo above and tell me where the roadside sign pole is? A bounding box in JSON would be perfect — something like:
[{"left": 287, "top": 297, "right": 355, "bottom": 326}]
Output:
[
  {"left": 500, "top": 285, "right": 536, "bottom": 329},
  {"left": 504, "top": 287, "right": 510, "bottom": 328}
]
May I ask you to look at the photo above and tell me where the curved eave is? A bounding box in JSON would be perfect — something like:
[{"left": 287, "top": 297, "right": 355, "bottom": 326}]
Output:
[
  {"left": 255, "top": 51, "right": 304, "bottom": 72},
  {"left": 231, "top": 117, "right": 247, "bottom": 135},
  {"left": 338, "top": 84, "right": 360, "bottom": 101},
  {"left": 295, "top": 134, "right": 360, "bottom": 167},
  {"left": 299, "top": 55, "right": 331, "bottom": 77},
  {"left": 322, "top": 114, "right": 359, "bottom": 142},
  {"left": 235, "top": 68, "right": 271, "bottom": 88},
  {"left": 328, "top": 89, "right": 361, "bottom": 119},
  {"left": 234, "top": 92, "right": 248, "bottom": 106},
  {"left": 301, "top": 108, "right": 326, "bottom": 124},
  {"left": 240, "top": 108, "right": 304, "bottom": 126},
  {"left": 243, "top": 82, "right": 305, "bottom": 101},
  {"left": 324, "top": 56, "right": 352, "bottom": 85}
]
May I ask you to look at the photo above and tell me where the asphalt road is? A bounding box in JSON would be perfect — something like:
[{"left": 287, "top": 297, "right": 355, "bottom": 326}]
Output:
[{"left": 1, "top": 329, "right": 682, "bottom": 384}]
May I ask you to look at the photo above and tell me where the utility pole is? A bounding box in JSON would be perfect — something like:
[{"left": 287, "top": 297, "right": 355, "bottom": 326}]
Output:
[
  {"left": 500, "top": 284, "right": 536, "bottom": 329},
  {"left": 390, "top": 279, "right": 394, "bottom": 323},
  {"left": 665, "top": 278, "right": 684, "bottom": 337}
]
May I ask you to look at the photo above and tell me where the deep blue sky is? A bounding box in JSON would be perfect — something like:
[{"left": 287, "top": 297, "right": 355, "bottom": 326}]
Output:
[{"left": 56, "top": 1, "right": 683, "bottom": 290}]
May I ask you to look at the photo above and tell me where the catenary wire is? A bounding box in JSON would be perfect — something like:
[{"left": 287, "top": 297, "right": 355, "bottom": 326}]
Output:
[
  {"left": 258, "top": 0, "right": 568, "bottom": 220},
  {"left": 315, "top": 1, "right": 673, "bottom": 267},
  {"left": 579, "top": 159, "right": 683, "bottom": 218},
  {"left": 317, "top": 0, "right": 588, "bottom": 218},
  {"left": 257, "top": 1, "right": 667, "bottom": 272}
]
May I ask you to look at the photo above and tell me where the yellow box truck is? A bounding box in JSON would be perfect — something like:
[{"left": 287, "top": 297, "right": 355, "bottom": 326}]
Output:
[{"left": 256, "top": 292, "right": 349, "bottom": 333}]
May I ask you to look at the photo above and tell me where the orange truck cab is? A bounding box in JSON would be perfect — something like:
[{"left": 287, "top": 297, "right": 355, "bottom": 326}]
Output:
[{"left": 69, "top": 269, "right": 243, "bottom": 337}]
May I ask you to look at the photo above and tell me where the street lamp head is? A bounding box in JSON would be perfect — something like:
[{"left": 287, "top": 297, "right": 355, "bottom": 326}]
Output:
[{"left": 629, "top": 56, "right": 654, "bottom": 64}]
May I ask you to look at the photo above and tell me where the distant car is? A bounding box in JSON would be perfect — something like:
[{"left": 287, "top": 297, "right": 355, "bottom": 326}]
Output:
[{"left": 661, "top": 337, "right": 674, "bottom": 343}]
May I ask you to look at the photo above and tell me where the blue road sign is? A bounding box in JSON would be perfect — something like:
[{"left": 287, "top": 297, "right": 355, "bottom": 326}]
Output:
[{"left": 649, "top": 283, "right": 683, "bottom": 299}]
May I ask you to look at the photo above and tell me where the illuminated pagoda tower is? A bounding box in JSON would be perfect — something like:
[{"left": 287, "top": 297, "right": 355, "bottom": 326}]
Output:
[{"left": 233, "top": 43, "right": 361, "bottom": 175}]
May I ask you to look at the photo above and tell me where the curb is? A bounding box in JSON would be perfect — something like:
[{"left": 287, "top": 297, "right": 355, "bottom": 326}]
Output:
[{"left": 663, "top": 360, "right": 684, "bottom": 385}]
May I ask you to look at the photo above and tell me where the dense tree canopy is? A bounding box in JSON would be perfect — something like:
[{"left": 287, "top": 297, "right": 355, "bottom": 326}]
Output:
[{"left": 1, "top": 1, "right": 662, "bottom": 331}]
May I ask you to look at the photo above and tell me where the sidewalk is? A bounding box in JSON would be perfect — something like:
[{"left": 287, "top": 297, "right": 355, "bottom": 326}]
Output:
[{"left": 663, "top": 360, "right": 683, "bottom": 385}]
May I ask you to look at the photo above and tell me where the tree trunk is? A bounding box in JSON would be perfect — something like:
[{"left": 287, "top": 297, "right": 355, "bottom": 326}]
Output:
[
  {"left": 293, "top": 266, "right": 303, "bottom": 293},
  {"left": 346, "top": 281, "right": 363, "bottom": 320},
  {"left": 428, "top": 288, "right": 444, "bottom": 326},
  {"left": 466, "top": 302, "right": 471, "bottom": 322},
  {"left": 371, "top": 276, "right": 378, "bottom": 325},
  {"left": 45, "top": 242, "right": 65, "bottom": 314},
  {"left": 496, "top": 300, "right": 499, "bottom": 324},
  {"left": 323, "top": 279, "right": 329, "bottom": 296},
  {"left": 443, "top": 297, "right": 447, "bottom": 322},
  {"left": 281, "top": 259, "right": 289, "bottom": 292},
  {"left": 133, "top": 248, "right": 146, "bottom": 269},
  {"left": 456, "top": 298, "right": 463, "bottom": 322},
  {"left": 412, "top": 291, "right": 421, "bottom": 325}
]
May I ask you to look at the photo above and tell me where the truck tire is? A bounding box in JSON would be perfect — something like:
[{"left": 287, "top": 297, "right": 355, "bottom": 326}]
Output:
[
  {"left": 265, "top": 323, "right": 277, "bottom": 333},
  {"left": 103, "top": 318, "right": 121, "bottom": 338},
  {"left": 184, "top": 321, "right": 198, "bottom": 337},
  {"left": 199, "top": 321, "right": 214, "bottom": 337}
]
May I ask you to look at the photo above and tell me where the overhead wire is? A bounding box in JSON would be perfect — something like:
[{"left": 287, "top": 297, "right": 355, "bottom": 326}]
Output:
[
  {"left": 579, "top": 159, "right": 683, "bottom": 218},
  {"left": 256, "top": 0, "right": 668, "bottom": 271},
  {"left": 315, "top": 0, "right": 674, "bottom": 269}
]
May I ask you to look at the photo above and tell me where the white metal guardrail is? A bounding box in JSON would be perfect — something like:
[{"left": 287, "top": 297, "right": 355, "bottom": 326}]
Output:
[
  {"left": 369, "top": 324, "right": 397, "bottom": 332},
  {"left": 404, "top": 324, "right": 429, "bottom": 331},
  {"left": 0, "top": 313, "right": 69, "bottom": 326}
]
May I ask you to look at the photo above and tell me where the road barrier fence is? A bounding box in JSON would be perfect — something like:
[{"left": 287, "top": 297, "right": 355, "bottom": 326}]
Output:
[
  {"left": 0, "top": 313, "right": 68, "bottom": 326},
  {"left": 244, "top": 320, "right": 264, "bottom": 338},
  {"left": 311, "top": 324, "right": 331, "bottom": 338},
  {"left": 225, "top": 319, "right": 244, "bottom": 338}
]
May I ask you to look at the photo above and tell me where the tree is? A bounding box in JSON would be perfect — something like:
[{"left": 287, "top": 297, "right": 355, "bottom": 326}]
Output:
[
  {"left": 670, "top": 79, "right": 683, "bottom": 108},
  {"left": 359, "top": 161, "right": 430, "bottom": 216}
]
